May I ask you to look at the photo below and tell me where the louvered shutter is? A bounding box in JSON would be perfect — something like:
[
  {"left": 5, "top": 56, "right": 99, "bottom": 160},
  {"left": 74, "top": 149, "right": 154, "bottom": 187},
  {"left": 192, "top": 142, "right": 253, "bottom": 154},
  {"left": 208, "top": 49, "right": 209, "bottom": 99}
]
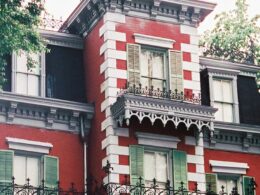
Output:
[
  {"left": 43, "top": 155, "right": 59, "bottom": 188},
  {"left": 205, "top": 173, "right": 217, "bottom": 193},
  {"left": 169, "top": 50, "right": 183, "bottom": 93},
  {"left": 243, "top": 176, "right": 254, "bottom": 195},
  {"left": 129, "top": 145, "right": 144, "bottom": 185},
  {"left": 172, "top": 150, "right": 187, "bottom": 190},
  {"left": 127, "top": 44, "right": 141, "bottom": 86},
  {"left": 0, "top": 150, "right": 13, "bottom": 186}
]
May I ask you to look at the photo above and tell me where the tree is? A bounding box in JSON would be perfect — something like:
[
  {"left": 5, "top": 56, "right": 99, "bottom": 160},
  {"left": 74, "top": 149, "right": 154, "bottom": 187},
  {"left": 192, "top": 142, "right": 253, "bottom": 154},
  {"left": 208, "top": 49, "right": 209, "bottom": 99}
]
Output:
[
  {"left": 200, "top": 0, "right": 260, "bottom": 89},
  {"left": 0, "top": 0, "right": 45, "bottom": 87},
  {"left": 200, "top": 0, "right": 260, "bottom": 65}
]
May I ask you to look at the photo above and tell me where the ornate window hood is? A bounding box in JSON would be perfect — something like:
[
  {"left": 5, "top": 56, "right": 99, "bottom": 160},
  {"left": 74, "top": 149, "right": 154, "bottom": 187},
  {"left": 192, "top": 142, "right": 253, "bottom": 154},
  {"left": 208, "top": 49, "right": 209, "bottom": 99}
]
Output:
[
  {"left": 60, "top": 0, "right": 216, "bottom": 36},
  {"left": 0, "top": 91, "right": 94, "bottom": 135},
  {"left": 111, "top": 93, "right": 217, "bottom": 131}
]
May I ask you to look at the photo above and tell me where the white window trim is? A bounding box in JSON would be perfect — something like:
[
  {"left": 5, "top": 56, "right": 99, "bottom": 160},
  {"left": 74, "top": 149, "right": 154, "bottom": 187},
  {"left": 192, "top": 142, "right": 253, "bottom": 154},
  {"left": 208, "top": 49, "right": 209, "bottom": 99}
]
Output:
[
  {"left": 208, "top": 70, "right": 240, "bottom": 123},
  {"left": 6, "top": 137, "right": 53, "bottom": 154},
  {"left": 136, "top": 132, "right": 180, "bottom": 148},
  {"left": 12, "top": 51, "right": 46, "bottom": 97},
  {"left": 210, "top": 160, "right": 249, "bottom": 174},
  {"left": 134, "top": 33, "right": 175, "bottom": 49}
]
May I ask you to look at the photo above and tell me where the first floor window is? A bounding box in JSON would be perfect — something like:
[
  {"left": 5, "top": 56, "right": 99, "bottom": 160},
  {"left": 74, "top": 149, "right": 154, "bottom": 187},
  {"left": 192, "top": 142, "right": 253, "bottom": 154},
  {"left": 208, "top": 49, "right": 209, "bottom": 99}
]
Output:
[
  {"left": 129, "top": 145, "right": 187, "bottom": 190},
  {"left": 217, "top": 175, "right": 241, "bottom": 194},
  {"left": 14, "top": 155, "right": 40, "bottom": 186},
  {"left": 0, "top": 150, "right": 58, "bottom": 188},
  {"left": 206, "top": 173, "right": 254, "bottom": 195},
  {"left": 144, "top": 151, "right": 169, "bottom": 188}
]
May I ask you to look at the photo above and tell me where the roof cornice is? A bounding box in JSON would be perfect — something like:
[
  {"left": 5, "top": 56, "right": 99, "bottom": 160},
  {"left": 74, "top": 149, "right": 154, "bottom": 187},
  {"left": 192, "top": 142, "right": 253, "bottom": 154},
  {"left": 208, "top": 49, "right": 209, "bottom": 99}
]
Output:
[{"left": 60, "top": 0, "right": 216, "bottom": 36}]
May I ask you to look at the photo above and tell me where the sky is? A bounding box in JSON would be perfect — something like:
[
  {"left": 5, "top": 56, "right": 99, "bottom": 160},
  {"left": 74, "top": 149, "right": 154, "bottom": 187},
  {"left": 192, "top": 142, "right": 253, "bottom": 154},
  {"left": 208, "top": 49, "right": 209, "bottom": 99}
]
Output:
[{"left": 44, "top": 0, "right": 260, "bottom": 34}]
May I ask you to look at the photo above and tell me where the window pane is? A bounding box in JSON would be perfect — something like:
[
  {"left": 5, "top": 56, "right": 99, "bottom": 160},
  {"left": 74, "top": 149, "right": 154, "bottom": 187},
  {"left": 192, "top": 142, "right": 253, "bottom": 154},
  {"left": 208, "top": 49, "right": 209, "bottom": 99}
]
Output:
[
  {"left": 156, "top": 153, "right": 167, "bottom": 182},
  {"left": 29, "top": 53, "right": 41, "bottom": 75},
  {"left": 140, "top": 77, "right": 149, "bottom": 88},
  {"left": 27, "top": 157, "right": 39, "bottom": 186},
  {"left": 213, "top": 80, "right": 222, "bottom": 101},
  {"left": 16, "top": 51, "right": 28, "bottom": 73},
  {"left": 214, "top": 102, "right": 223, "bottom": 121},
  {"left": 16, "top": 73, "right": 28, "bottom": 95},
  {"left": 152, "top": 79, "right": 164, "bottom": 90},
  {"left": 151, "top": 52, "right": 164, "bottom": 79},
  {"left": 222, "top": 80, "right": 233, "bottom": 103},
  {"left": 140, "top": 50, "right": 149, "bottom": 77},
  {"left": 14, "top": 156, "right": 26, "bottom": 185},
  {"left": 144, "top": 152, "right": 155, "bottom": 181},
  {"left": 28, "top": 75, "right": 40, "bottom": 96},
  {"left": 223, "top": 104, "right": 233, "bottom": 122},
  {"left": 218, "top": 177, "right": 239, "bottom": 194}
]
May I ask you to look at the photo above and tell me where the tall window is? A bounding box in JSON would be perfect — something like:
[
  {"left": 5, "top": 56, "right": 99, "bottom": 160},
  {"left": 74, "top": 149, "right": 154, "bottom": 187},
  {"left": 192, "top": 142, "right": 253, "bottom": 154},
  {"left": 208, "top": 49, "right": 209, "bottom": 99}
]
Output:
[
  {"left": 213, "top": 79, "right": 233, "bottom": 122},
  {"left": 206, "top": 173, "right": 245, "bottom": 194},
  {"left": 0, "top": 150, "right": 58, "bottom": 188},
  {"left": 127, "top": 44, "right": 183, "bottom": 92},
  {"left": 14, "top": 155, "right": 40, "bottom": 186},
  {"left": 217, "top": 175, "right": 241, "bottom": 194},
  {"left": 129, "top": 145, "right": 187, "bottom": 190},
  {"left": 15, "top": 51, "right": 41, "bottom": 96},
  {"left": 140, "top": 48, "right": 167, "bottom": 90},
  {"left": 144, "top": 151, "right": 169, "bottom": 188}
]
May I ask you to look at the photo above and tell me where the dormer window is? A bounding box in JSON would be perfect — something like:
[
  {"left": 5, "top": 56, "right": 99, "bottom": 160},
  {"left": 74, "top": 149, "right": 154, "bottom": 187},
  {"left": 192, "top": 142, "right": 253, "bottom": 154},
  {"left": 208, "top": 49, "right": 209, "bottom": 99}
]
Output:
[
  {"left": 213, "top": 79, "right": 234, "bottom": 122},
  {"left": 13, "top": 51, "right": 43, "bottom": 96}
]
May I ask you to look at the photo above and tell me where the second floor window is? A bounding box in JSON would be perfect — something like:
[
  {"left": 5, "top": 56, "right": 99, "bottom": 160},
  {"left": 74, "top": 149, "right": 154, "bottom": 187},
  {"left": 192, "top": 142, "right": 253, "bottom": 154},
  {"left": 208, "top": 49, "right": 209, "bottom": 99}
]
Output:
[
  {"left": 140, "top": 47, "right": 167, "bottom": 90},
  {"left": 127, "top": 44, "right": 183, "bottom": 93},
  {"left": 213, "top": 79, "right": 234, "bottom": 122}
]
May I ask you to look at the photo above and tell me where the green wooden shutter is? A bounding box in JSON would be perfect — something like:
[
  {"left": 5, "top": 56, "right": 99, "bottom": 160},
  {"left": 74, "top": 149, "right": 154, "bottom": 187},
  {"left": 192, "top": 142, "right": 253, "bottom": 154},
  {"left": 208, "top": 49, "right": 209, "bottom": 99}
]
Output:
[
  {"left": 43, "top": 155, "right": 59, "bottom": 188},
  {"left": 129, "top": 145, "right": 144, "bottom": 185},
  {"left": 0, "top": 150, "right": 13, "bottom": 184},
  {"left": 0, "top": 150, "right": 13, "bottom": 194},
  {"left": 205, "top": 173, "right": 217, "bottom": 193},
  {"left": 127, "top": 44, "right": 141, "bottom": 86},
  {"left": 243, "top": 176, "right": 254, "bottom": 195},
  {"left": 169, "top": 50, "right": 183, "bottom": 93},
  {"left": 172, "top": 150, "right": 187, "bottom": 190}
]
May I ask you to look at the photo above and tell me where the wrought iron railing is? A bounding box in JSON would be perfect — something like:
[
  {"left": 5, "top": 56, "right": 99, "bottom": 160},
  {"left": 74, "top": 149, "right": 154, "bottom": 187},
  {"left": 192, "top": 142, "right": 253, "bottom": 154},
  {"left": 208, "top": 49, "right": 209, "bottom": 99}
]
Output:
[
  {"left": 0, "top": 162, "right": 257, "bottom": 195},
  {"left": 0, "top": 177, "right": 85, "bottom": 195},
  {"left": 118, "top": 83, "right": 201, "bottom": 104},
  {"left": 40, "top": 12, "right": 64, "bottom": 31}
]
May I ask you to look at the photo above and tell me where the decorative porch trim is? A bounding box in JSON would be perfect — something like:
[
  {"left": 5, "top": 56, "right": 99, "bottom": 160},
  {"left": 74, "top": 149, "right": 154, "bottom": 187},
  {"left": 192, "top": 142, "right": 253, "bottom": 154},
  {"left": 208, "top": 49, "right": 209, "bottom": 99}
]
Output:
[
  {"left": 136, "top": 132, "right": 180, "bottom": 148},
  {"left": 6, "top": 137, "right": 53, "bottom": 154},
  {"left": 134, "top": 33, "right": 175, "bottom": 48},
  {"left": 111, "top": 94, "right": 216, "bottom": 131},
  {"left": 209, "top": 160, "right": 249, "bottom": 175}
]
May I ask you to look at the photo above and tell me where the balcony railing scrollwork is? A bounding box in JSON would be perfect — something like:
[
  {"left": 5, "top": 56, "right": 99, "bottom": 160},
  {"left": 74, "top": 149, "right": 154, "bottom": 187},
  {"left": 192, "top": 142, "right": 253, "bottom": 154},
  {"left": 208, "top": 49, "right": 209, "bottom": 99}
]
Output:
[{"left": 118, "top": 83, "right": 201, "bottom": 104}]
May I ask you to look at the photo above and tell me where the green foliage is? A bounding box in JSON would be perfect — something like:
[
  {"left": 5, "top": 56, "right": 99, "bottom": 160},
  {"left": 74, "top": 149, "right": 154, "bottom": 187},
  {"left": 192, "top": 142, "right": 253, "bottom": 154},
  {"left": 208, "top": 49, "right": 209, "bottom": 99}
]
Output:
[
  {"left": 0, "top": 0, "right": 45, "bottom": 87},
  {"left": 200, "top": 0, "right": 260, "bottom": 65}
]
